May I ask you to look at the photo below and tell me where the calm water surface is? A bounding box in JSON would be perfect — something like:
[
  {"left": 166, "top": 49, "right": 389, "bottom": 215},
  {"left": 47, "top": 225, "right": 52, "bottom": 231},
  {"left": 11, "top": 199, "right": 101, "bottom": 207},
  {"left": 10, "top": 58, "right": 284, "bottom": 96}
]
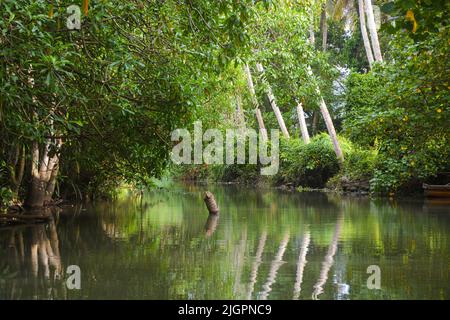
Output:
[{"left": 0, "top": 183, "right": 449, "bottom": 300}]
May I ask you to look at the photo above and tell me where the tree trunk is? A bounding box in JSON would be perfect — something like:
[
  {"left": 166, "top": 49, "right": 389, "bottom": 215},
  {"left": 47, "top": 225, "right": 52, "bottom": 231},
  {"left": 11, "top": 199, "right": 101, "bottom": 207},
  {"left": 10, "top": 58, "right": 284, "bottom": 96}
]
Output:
[
  {"left": 364, "top": 0, "right": 382, "bottom": 62},
  {"left": 308, "top": 12, "right": 344, "bottom": 163},
  {"left": 244, "top": 64, "right": 268, "bottom": 141},
  {"left": 319, "top": 97, "right": 344, "bottom": 164},
  {"left": 312, "top": 111, "right": 319, "bottom": 135},
  {"left": 25, "top": 139, "right": 62, "bottom": 208},
  {"left": 10, "top": 144, "right": 25, "bottom": 197},
  {"left": 26, "top": 141, "right": 46, "bottom": 208},
  {"left": 44, "top": 163, "right": 59, "bottom": 204},
  {"left": 320, "top": 7, "right": 327, "bottom": 51},
  {"left": 296, "top": 102, "right": 310, "bottom": 144},
  {"left": 358, "top": 0, "right": 374, "bottom": 68},
  {"left": 256, "top": 63, "right": 290, "bottom": 139}
]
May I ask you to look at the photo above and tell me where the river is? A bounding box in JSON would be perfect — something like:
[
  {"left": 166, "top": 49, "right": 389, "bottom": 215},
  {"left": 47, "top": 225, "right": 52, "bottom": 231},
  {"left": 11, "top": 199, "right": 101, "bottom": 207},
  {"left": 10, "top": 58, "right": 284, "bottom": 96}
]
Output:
[{"left": 0, "top": 183, "right": 448, "bottom": 299}]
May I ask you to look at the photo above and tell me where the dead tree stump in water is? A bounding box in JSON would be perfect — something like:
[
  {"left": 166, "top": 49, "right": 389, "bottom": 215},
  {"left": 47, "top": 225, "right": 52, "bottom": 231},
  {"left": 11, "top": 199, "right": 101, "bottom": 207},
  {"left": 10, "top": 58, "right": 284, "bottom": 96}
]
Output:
[{"left": 204, "top": 191, "right": 219, "bottom": 214}]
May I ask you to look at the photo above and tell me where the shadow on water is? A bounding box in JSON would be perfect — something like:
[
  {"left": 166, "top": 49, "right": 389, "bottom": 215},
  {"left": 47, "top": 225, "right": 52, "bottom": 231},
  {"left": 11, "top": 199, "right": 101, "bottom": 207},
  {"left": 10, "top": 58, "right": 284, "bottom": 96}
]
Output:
[{"left": 0, "top": 183, "right": 449, "bottom": 299}]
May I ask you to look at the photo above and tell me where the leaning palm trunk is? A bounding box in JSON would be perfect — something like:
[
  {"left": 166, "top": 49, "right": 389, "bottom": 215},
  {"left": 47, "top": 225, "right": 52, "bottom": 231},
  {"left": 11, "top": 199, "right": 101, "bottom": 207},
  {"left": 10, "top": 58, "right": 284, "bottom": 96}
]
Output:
[
  {"left": 364, "top": 0, "right": 382, "bottom": 62},
  {"left": 320, "top": 7, "right": 327, "bottom": 51},
  {"left": 296, "top": 102, "right": 310, "bottom": 144},
  {"left": 255, "top": 63, "right": 290, "bottom": 139},
  {"left": 307, "top": 67, "right": 344, "bottom": 164},
  {"left": 244, "top": 64, "right": 268, "bottom": 141},
  {"left": 319, "top": 97, "right": 344, "bottom": 164},
  {"left": 307, "top": 13, "right": 344, "bottom": 164},
  {"left": 358, "top": 0, "right": 374, "bottom": 67}
]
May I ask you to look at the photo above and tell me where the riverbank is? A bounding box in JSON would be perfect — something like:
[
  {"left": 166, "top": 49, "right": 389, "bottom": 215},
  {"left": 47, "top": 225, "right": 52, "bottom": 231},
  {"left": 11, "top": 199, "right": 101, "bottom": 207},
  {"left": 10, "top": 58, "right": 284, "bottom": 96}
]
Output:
[{"left": 172, "top": 133, "right": 442, "bottom": 197}]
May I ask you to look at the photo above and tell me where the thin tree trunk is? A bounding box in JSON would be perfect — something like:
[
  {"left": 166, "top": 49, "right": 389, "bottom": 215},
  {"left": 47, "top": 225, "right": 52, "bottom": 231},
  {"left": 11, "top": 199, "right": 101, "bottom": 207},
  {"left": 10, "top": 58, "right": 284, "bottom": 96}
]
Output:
[
  {"left": 358, "top": 0, "right": 374, "bottom": 68},
  {"left": 320, "top": 7, "right": 327, "bottom": 51},
  {"left": 308, "top": 15, "right": 344, "bottom": 163},
  {"left": 312, "top": 111, "right": 319, "bottom": 135},
  {"left": 309, "top": 24, "right": 315, "bottom": 45},
  {"left": 244, "top": 64, "right": 268, "bottom": 141},
  {"left": 319, "top": 97, "right": 344, "bottom": 164},
  {"left": 307, "top": 65, "right": 344, "bottom": 164},
  {"left": 44, "top": 164, "right": 59, "bottom": 204},
  {"left": 364, "top": 0, "right": 382, "bottom": 62},
  {"left": 10, "top": 144, "right": 25, "bottom": 197},
  {"left": 255, "top": 63, "right": 290, "bottom": 139},
  {"left": 296, "top": 102, "right": 310, "bottom": 144}
]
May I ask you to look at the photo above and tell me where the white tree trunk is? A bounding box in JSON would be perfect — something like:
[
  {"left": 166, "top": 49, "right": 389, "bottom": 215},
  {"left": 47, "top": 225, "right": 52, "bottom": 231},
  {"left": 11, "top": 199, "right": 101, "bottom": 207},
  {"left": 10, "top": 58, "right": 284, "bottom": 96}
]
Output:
[
  {"left": 319, "top": 97, "right": 344, "bottom": 164},
  {"left": 296, "top": 102, "right": 310, "bottom": 144},
  {"left": 358, "top": 0, "right": 374, "bottom": 67},
  {"left": 364, "top": 0, "right": 382, "bottom": 62},
  {"left": 320, "top": 7, "right": 327, "bottom": 51},
  {"left": 256, "top": 63, "right": 290, "bottom": 139},
  {"left": 244, "top": 64, "right": 268, "bottom": 141},
  {"left": 306, "top": 66, "right": 344, "bottom": 164}
]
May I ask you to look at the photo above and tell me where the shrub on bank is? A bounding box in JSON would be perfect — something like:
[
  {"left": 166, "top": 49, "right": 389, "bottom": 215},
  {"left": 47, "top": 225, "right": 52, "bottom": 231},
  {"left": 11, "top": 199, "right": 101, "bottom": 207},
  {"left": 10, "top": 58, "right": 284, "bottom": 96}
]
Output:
[{"left": 275, "top": 133, "right": 353, "bottom": 188}]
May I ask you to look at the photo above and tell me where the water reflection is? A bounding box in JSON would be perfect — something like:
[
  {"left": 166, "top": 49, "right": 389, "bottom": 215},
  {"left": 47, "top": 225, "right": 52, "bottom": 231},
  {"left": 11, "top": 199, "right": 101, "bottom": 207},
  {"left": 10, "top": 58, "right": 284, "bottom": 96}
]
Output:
[
  {"left": 0, "top": 184, "right": 449, "bottom": 300},
  {"left": 1, "top": 214, "right": 65, "bottom": 299},
  {"left": 260, "top": 231, "right": 290, "bottom": 300},
  {"left": 293, "top": 229, "right": 310, "bottom": 300},
  {"left": 204, "top": 214, "right": 219, "bottom": 238},
  {"left": 312, "top": 212, "right": 344, "bottom": 300}
]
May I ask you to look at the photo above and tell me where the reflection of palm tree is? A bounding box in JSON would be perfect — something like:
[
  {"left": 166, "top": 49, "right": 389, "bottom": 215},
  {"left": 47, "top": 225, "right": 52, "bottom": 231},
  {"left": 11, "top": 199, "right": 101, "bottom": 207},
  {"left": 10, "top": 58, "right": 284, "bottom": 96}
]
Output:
[
  {"left": 233, "top": 228, "right": 247, "bottom": 298},
  {"left": 246, "top": 230, "right": 267, "bottom": 300},
  {"left": 293, "top": 230, "right": 311, "bottom": 300},
  {"left": 260, "top": 232, "right": 290, "bottom": 300},
  {"left": 312, "top": 212, "right": 344, "bottom": 300}
]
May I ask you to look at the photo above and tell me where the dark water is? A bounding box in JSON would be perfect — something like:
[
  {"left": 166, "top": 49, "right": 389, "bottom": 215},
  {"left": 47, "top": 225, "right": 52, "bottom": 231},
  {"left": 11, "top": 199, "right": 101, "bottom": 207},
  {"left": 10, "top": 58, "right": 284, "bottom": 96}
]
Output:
[{"left": 0, "top": 184, "right": 449, "bottom": 300}]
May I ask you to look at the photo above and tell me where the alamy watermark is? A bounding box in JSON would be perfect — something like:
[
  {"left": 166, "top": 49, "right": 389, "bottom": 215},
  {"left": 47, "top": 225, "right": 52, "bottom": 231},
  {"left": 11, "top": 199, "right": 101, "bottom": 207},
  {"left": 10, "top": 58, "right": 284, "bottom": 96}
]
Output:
[
  {"left": 170, "top": 121, "right": 280, "bottom": 175},
  {"left": 66, "top": 5, "right": 81, "bottom": 30},
  {"left": 66, "top": 265, "right": 81, "bottom": 290},
  {"left": 367, "top": 265, "right": 381, "bottom": 290}
]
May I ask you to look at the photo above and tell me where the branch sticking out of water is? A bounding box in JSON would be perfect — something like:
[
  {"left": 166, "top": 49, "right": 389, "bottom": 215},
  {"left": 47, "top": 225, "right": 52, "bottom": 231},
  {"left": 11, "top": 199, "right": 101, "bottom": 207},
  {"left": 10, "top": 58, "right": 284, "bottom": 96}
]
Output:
[{"left": 204, "top": 191, "right": 219, "bottom": 214}]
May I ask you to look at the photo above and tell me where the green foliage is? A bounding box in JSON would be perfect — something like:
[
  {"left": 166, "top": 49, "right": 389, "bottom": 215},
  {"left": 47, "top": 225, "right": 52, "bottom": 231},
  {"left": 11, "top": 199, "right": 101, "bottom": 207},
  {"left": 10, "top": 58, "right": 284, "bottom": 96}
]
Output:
[
  {"left": 381, "top": 0, "right": 449, "bottom": 42},
  {"left": 0, "top": 0, "right": 267, "bottom": 200},
  {"left": 276, "top": 134, "right": 352, "bottom": 188},
  {"left": 342, "top": 148, "right": 377, "bottom": 180},
  {"left": 327, "top": 20, "right": 370, "bottom": 72},
  {"left": 343, "top": 16, "right": 450, "bottom": 193}
]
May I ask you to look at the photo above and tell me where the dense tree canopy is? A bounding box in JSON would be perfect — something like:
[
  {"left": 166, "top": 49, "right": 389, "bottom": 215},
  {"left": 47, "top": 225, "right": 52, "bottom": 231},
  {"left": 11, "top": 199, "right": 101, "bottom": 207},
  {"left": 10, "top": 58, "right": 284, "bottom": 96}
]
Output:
[{"left": 1, "top": 0, "right": 449, "bottom": 208}]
